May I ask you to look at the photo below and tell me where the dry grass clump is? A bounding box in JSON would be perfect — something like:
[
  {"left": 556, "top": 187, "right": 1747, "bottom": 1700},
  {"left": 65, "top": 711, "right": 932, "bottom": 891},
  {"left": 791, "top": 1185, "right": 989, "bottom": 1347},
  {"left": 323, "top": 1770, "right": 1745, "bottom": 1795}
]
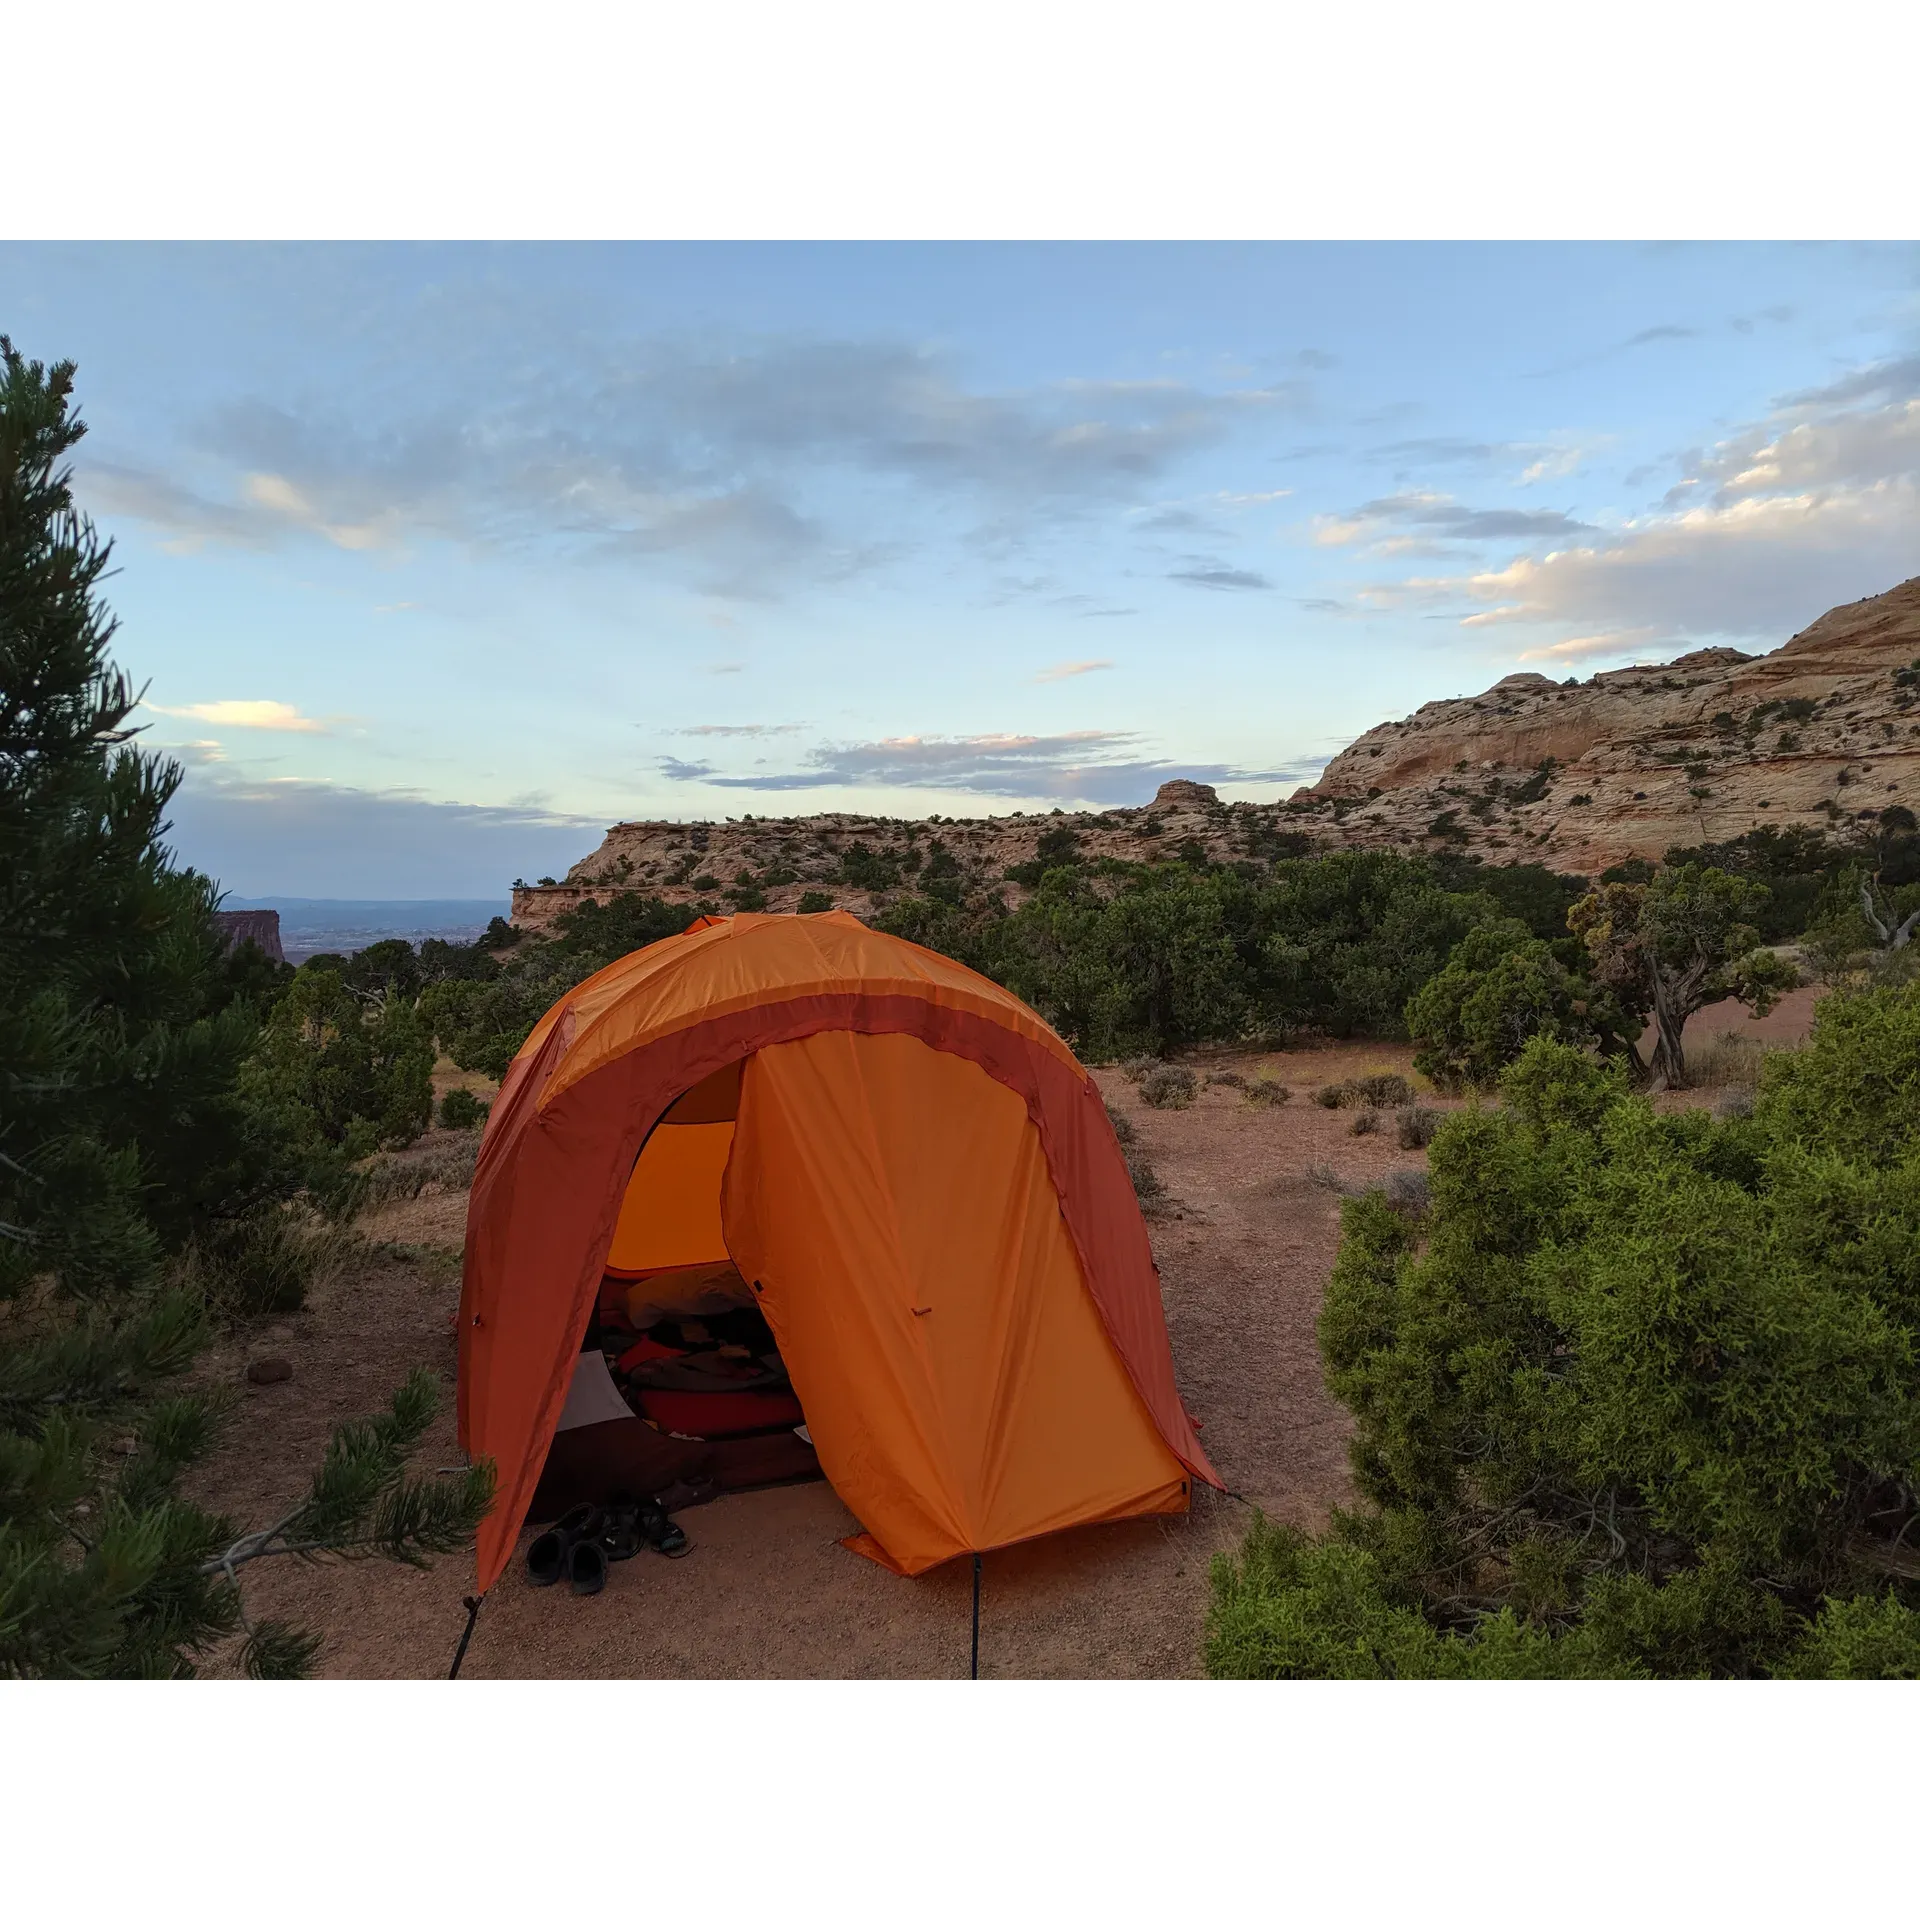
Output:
[
  {"left": 1688, "top": 1032, "right": 1768, "bottom": 1092},
  {"left": 1206, "top": 1069, "right": 1247, "bottom": 1090},
  {"left": 365, "top": 1131, "right": 481, "bottom": 1207},
  {"left": 1103, "top": 1096, "right": 1166, "bottom": 1211},
  {"left": 1139, "top": 1065, "right": 1198, "bottom": 1110},
  {"left": 1243, "top": 1074, "right": 1290, "bottom": 1108},
  {"left": 1714, "top": 1086, "right": 1756, "bottom": 1120},
  {"left": 184, "top": 1204, "right": 358, "bottom": 1319},
  {"left": 1396, "top": 1106, "right": 1442, "bottom": 1150},
  {"left": 1349, "top": 1109, "right": 1380, "bottom": 1136},
  {"left": 1126, "top": 1146, "right": 1167, "bottom": 1213},
  {"left": 1120, "top": 1056, "right": 1159, "bottom": 1083},
  {"left": 1312, "top": 1082, "right": 1352, "bottom": 1109},
  {"left": 1379, "top": 1167, "right": 1430, "bottom": 1216},
  {"left": 1307, "top": 1164, "right": 1431, "bottom": 1216}
]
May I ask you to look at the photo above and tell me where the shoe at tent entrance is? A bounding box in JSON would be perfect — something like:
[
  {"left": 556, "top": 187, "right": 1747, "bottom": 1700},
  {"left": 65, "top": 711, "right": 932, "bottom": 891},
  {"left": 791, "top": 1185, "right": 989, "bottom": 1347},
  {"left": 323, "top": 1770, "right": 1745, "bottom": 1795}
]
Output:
[{"left": 453, "top": 910, "right": 1217, "bottom": 1664}]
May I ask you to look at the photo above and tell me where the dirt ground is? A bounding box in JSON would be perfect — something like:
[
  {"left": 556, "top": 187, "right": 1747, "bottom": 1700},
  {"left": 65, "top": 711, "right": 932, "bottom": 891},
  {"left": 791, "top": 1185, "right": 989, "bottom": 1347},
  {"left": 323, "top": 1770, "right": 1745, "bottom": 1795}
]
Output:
[{"left": 186, "top": 1010, "right": 1806, "bottom": 1681}]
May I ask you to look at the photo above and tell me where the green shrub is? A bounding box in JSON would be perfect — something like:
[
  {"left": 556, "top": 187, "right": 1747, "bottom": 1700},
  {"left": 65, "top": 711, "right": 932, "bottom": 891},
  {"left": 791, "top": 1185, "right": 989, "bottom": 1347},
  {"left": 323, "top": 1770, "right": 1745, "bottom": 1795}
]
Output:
[
  {"left": 343, "top": 937, "right": 421, "bottom": 1000},
  {"left": 1206, "top": 1001, "right": 1920, "bottom": 1680},
  {"left": 437, "top": 1087, "right": 488, "bottom": 1130},
  {"left": 840, "top": 844, "right": 903, "bottom": 892},
  {"left": 1406, "top": 917, "right": 1627, "bottom": 1091},
  {"left": 244, "top": 968, "right": 434, "bottom": 1157},
  {"left": 796, "top": 889, "right": 834, "bottom": 914}
]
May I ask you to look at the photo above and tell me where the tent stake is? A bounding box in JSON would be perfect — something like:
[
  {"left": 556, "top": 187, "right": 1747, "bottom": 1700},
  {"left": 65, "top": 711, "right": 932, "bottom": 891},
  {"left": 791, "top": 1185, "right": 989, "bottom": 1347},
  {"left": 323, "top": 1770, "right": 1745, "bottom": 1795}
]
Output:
[
  {"left": 448, "top": 1594, "right": 484, "bottom": 1679},
  {"left": 970, "top": 1552, "right": 981, "bottom": 1680}
]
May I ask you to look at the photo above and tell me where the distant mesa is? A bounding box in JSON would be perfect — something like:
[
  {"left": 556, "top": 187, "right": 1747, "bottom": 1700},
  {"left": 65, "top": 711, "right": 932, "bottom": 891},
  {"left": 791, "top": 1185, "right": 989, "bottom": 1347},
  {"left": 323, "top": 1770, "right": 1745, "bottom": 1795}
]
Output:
[
  {"left": 213, "top": 909, "right": 285, "bottom": 965},
  {"left": 1148, "top": 779, "right": 1220, "bottom": 809}
]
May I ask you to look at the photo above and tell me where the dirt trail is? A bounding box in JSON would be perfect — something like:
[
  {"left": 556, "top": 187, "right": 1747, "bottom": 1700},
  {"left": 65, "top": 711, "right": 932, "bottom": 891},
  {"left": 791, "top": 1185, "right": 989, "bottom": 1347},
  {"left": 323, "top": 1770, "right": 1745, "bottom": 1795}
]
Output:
[{"left": 185, "top": 1045, "right": 1461, "bottom": 1677}]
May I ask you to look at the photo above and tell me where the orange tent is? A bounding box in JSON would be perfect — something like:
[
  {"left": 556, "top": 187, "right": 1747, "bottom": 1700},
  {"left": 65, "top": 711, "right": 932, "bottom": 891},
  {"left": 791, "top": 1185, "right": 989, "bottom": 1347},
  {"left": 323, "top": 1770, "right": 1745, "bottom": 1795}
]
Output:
[{"left": 458, "top": 911, "right": 1217, "bottom": 1593}]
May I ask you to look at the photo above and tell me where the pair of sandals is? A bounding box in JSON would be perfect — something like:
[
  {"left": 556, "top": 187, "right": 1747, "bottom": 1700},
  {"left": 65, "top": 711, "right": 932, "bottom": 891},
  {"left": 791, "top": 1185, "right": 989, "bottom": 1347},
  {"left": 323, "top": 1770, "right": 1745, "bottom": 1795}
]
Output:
[{"left": 526, "top": 1494, "right": 692, "bottom": 1594}]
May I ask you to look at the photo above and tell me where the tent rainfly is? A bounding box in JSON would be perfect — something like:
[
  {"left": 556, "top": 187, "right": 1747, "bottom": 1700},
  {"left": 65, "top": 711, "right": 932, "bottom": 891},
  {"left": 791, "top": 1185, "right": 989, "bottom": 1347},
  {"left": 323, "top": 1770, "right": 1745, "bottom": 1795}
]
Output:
[{"left": 458, "top": 911, "right": 1217, "bottom": 1592}]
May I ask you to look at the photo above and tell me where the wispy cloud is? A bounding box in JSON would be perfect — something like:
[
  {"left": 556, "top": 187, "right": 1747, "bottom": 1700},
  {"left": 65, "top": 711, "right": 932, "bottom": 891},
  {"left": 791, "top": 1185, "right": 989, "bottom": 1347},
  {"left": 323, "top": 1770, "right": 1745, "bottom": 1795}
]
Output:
[
  {"left": 79, "top": 334, "right": 1304, "bottom": 600},
  {"left": 1516, "top": 629, "right": 1663, "bottom": 664},
  {"left": 1367, "top": 437, "right": 1596, "bottom": 485},
  {"left": 151, "top": 737, "right": 229, "bottom": 765},
  {"left": 668, "top": 729, "right": 1298, "bottom": 804},
  {"left": 1361, "top": 352, "right": 1920, "bottom": 645},
  {"left": 1314, "top": 491, "right": 1594, "bottom": 550},
  {"left": 677, "top": 723, "right": 805, "bottom": 737},
  {"left": 1170, "top": 565, "right": 1272, "bottom": 591},
  {"left": 1532, "top": 322, "right": 1704, "bottom": 378},
  {"left": 147, "top": 699, "right": 328, "bottom": 733},
  {"left": 1380, "top": 486, "right": 1917, "bottom": 642},
  {"left": 1779, "top": 352, "right": 1920, "bottom": 410},
  {"left": 1033, "top": 660, "right": 1114, "bottom": 683},
  {"left": 658, "top": 757, "right": 719, "bottom": 782}
]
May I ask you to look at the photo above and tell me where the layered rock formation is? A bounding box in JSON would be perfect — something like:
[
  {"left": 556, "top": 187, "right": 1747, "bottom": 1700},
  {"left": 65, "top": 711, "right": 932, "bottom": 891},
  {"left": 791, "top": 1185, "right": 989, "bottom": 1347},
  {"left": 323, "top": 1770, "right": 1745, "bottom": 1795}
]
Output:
[
  {"left": 510, "top": 576, "right": 1920, "bottom": 930},
  {"left": 511, "top": 777, "right": 1240, "bottom": 930},
  {"left": 1301, "top": 575, "right": 1920, "bottom": 874}
]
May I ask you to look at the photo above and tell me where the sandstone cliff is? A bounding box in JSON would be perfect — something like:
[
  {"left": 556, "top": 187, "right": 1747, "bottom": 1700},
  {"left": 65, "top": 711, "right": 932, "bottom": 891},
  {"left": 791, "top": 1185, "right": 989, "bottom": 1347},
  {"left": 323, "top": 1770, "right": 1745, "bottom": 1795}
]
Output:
[
  {"left": 510, "top": 576, "right": 1920, "bottom": 930},
  {"left": 1301, "top": 574, "right": 1920, "bottom": 875}
]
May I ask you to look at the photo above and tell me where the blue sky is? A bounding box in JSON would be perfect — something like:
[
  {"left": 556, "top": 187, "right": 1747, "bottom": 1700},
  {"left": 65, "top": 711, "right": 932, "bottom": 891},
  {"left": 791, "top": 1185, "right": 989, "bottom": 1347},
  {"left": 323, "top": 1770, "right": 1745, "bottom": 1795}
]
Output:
[{"left": 4, "top": 242, "right": 1917, "bottom": 895}]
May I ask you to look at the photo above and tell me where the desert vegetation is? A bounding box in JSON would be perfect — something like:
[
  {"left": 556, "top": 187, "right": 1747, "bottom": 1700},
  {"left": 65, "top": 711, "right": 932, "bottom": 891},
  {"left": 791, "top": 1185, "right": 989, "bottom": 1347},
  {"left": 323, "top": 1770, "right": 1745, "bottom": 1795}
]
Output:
[
  {"left": 0, "top": 341, "right": 490, "bottom": 1678},
  {"left": 1206, "top": 989, "right": 1920, "bottom": 1679},
  {"left": 426, "top": 764, "right": 1920, "bottom": 1110}
]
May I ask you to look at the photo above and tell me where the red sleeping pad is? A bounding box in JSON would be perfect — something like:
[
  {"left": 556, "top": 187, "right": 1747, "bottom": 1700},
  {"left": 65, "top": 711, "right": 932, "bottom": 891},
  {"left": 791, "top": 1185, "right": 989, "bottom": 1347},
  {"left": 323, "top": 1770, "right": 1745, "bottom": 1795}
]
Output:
[{"left": 635, "top": 1386, "right": 805, "bottom": 1439}]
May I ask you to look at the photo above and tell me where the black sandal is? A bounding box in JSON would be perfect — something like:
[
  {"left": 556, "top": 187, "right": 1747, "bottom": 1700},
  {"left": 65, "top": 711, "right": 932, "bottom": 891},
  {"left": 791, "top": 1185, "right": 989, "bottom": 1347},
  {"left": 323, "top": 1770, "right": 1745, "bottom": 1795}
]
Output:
[
  {"left": 527, "top": 1503, "right": 602, "bottom": 1586},
  {"left": 569, "top": 1534, "right": 609, "bottom": 1596},
  {"left": 638, "top": 1496, "right": 692, "bottom": 1558},
  {"left": 599, "top": 1496, "right": 644, "bottom": 1562}
]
